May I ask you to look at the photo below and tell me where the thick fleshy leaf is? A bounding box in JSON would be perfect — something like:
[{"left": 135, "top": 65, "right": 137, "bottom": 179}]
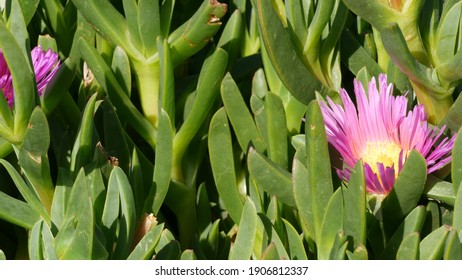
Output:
[
  {"left": 260, "top": 243, "right": 280, "bottom": 260},
  {"left": 71, "top": 0, "right": 141, "bottom": 59},
  {"left": 452, "top": 181, "right": 462, "bottom": 241},
  {"left": 247, "top": 148, "right": 294, "bottom": 207},
  {"left": 138, "top": 0, "right": 161, "bottom": 57},
  {"left": 70, "top": 93, "right": 98, "bottom": 174},
  {"left": 221, "top": 73, "right": 266, "bottom": 153},
  {"left": 0, "top": 20, "right": 35, "bottom": 139},
  {"left": 172, "top": 48, "right": 228, "bottom": 179},
  {"left": 425, "top": 180, "right": 456, "bottom": 206},
  {"left": 168, "top": 0, "right": 228, "bottom": 66},
  {"left": 78, "top": 38, "right": 157, "bottom": 148},
  {"left": 229, "top": 198, "right": 257, "bottom": 260},
  {"left": 452, "top": 129, "right": 462, "bottom": 193},
  {"left": 111, "top": 46, "right": 132, "bottom": 97},
  {"left": 18, "top": 108, "right": 54, "bottom": 212},
  {"left": 305, "top": 100, "right": 333, "bottom": 241},
  {"left": 382, "top": 150, "right": 427, "bottom": 234},
  {"left": 127, "top": 223, "right": 164, "bottom": 260},
  {"left": 251, "top": 0, "right": 329, "bottom": 105},
  {"left": 149, "top": 109, "right": 173, "bottom": 215},
  {"left": 0, "top": 159, "right": 49, "bottom": 223},
  {"left": 0, "top": 191, "right": 40, "bottom": 229},
  {"left": 157, "top": 37, "right": 175, "bottom": 126},
  {"left": 259, "top": 214, "right": 290, "bottom": 260},
  {"left": 420, "top": 225, "right": 450, "bottom": 260},
  {"left": 54, "top": 169, "right": 94, "bottom": 259},
  {"left": 380, "top": 206, "right": 426, "bottom": 259},
  {"left": 396, "top": 232, "right": 420, "bottom": 260},
  {"left": 343, "top": 161, "right": 366, "bottom": 248},
  {"left": 265, "top": 92, "right": 288, "bottom": 168},
  {"left": 444, "top": 229, "right": 462, "bottom": 260},
  {"left": 28, "top": 220, "right": 44, "bottom": 260},
  {"left": 318, "top": 188, "right": 344, "bottom": 260},
  {"left": 292, "top": 148, "right": 315, "bottom": 246},
  {"left": 217, "top": 9, "right": 244, "bottom": 66},
  {"left": 208, "top": 108, "right": 244, "bottom": 223},
  {"left": 282, "top": 218, "right": 308, "bottom": 260},
  {"left": 110, "top": 167, "right": 137, "bottom": 259}
]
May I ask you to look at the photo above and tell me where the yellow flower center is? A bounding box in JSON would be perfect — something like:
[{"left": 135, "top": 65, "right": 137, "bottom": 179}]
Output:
[{"left": 361, "top": 141, "right": 403, "bottom": 175}]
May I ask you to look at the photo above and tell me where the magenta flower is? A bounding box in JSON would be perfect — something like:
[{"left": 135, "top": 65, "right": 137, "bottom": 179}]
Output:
[
  {"left": 0, "top": 45, "right": 60, "bottom": 107},
  {"left": 320, "top": 74, "right": 456, "bottom": 194}
]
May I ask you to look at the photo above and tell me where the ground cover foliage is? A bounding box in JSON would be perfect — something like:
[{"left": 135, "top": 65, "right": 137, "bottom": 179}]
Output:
[{"left": 0, "top": 0, "right": 462, "bottom": 260}]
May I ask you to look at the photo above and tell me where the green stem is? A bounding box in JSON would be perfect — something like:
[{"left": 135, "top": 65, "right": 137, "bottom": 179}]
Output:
[{"left": 132, "top": 60, "right": 160, "bottom": 127}]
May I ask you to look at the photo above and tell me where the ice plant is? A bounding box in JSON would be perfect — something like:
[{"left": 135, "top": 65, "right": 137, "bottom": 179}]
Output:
[
  {"left": 0, "top": 46, "right": 60, "bottom": 107},
  {"left": 320, "top": 74, "right": 456, "bottom": 194}
]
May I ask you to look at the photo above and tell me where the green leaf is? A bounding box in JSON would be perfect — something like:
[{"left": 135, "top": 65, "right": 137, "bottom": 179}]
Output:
[
  {"left": 247, "top": 148, "right": 294, "bottom": 207},
  {"left": 208, "top": 108, "right": 244, "bottom": 223},
  {"left": 18, "top": 0, "right": 40, "bottom": 24},
  {"left": 28, "top": 220, "right": 44, "bottom": 260},
  {"left": 382, "top": 150, "right": 427, "bottom": 234},
  {"left": 380, "top": 206, "right": 426, "bottom": 259},
  {"left": 71, "top": 0, "right": 141, "bottom": 59},
  {"left": 149, "top": 109, "right": 173, "bottom": 215},
  {"left": 168, "top": 0, "right": 228, "bottom": 66},
  {"left": 173, "top": 47, "right": 228, "bottom": 166},
  {"left": 102, "top": 99, "right": 131, "bottom": 174},
  {"left": 217, "top": 9, "right": 244, "bottom": 66},
  {"left": 78, "top": 38, "right": 157, "bottom": 148},
  {"left": 70, "top": 93, "right": 98, "bottom": 174},
  {"left": 340, "top": 29, "right": 383, "bottom": 78},
  {"left": 55, "top": 169, "right": 94, "bottom": 259},
  {"left": 101, "top": 168, "right": 120, "bottom": 257},
  {"left": 41, "top": 58, "right": 77, "bottom": 116},
  {"left": 0, "top": 191, "right": 40, "bottom": 229},
  {"left": 221, "top": 73, "right": 265, "bottom": 153},
  {"left": 420, "top": 225, "right": 450, "bottom": 260},
  {"left": 0, "top": 159, "right": 49, "bottom": 223},
  {"left": 229, "top": 198, "right": 257, "bottom": 260},
  {"left": 41, "top": 221, "right": 57, "bottom": 260},
  {"left": 318, "top": 188, "right": 344, "bottom": 260},
  {"left": 444, "top": 229, "right": 462, "bottom": 260},
  {"left": 347, "top": 244, "right": 368, "bottom": 260},
  {"left": 50, "top": 168, "right": 73, "bottom": 229},
  {"left": 452, "top": 181, "right": 462, "bottom": 241},
  {"left": 442, "top": 97, "right": 462, "bottom": 132},
  {"left": 160, "top": 0, "right": 174, "bottom": 36},
  {"left": 305, "top": 100, "right": 333, "bottom": 241},
  {"left": 396, "top": 232, "right": 420, "bottom": 260},
  {"left": 110, "top": 167, "right": 137, "bottom": 259},
  {"left": 157, "top": 37, "right": 175, "bottom": 126},
  {"left": 292, "top": 148, "right": 315, "bottom": 246},
  {"left": 111, "top": 46, "right": 132, "bottom": 97},
  {"left": 180, "top": 250, "right": 197, "bottom": 260},
  {"left": 138, "top": 0, "right": 161, "bottom": 57},
  {"left": 425, "top": 180, "right": 456, "bottom": 206},
  {"left": 0, "top": 20, "right": 35, "bottom": 140},
  {"left": 265, "top": 92, "right": 288, "bottom": 168},
  {"left": 260, "top": 242, "right": 280, "bottom": 260},
  {"left": 282, "top": 218, "right": 308, "bottom": 260},
  {"left": 18, "top": 107, "right": 54, "bottom": 213},
  {"left": 436, "top": 2, "right": 462, "bottom": 64},
  {"left": 252, "top": 0, "right": 330, "bottom": 105},
  {"left": 452, "top": 129, "right": 462, "bottom": 193},
  {"left": 127, "top": 223, "right": 164, "bottom": 260},
  {"left": 258, "top": 214, "right": 290, "bottom": 260},
  {"left": 343, "top": 161, "right": 366, "bottom": 248}
]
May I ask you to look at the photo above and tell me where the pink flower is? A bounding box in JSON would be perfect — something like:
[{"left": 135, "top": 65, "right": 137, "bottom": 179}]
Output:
[
  {"left": 0, "top": 45, "right": 60, "bottom": 107},
  {"left": 320, "top": 74, "right": 456, "bottom": 194}
]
